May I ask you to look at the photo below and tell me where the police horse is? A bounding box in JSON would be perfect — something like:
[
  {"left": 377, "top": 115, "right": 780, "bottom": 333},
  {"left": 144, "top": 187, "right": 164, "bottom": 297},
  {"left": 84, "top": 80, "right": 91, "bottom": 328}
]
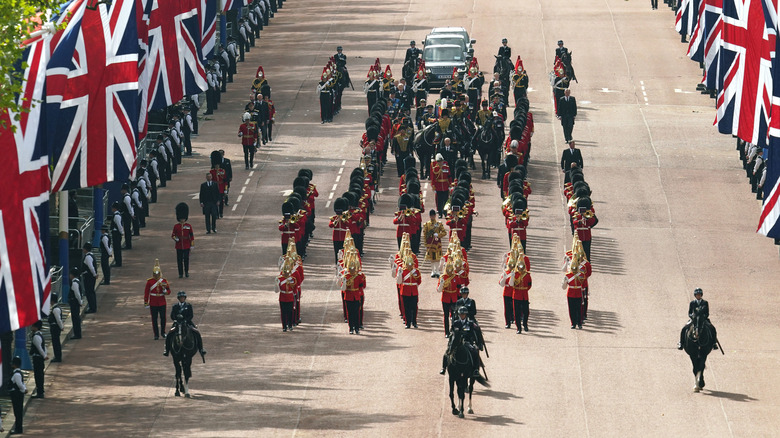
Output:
[
  {"left": 472, "top": 116, "right": 501, "bottom": 179},
  {"left": 682, "top": 313, "right": 719, "bottom": 392},
  {"left": 414, "top": 123, "right": 437, "bottom": 179},
  {"left": 446, "top": 329, "right": 490, "bottom": 418},
  {"left": 170, "top": 315, "right": 202, "bottom": 398}
]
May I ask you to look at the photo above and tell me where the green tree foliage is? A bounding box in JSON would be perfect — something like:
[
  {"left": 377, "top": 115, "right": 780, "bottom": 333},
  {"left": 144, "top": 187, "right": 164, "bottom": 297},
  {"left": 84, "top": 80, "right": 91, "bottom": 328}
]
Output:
[{"left": 0, "top": 0, "right": 59, "bottom": 127}]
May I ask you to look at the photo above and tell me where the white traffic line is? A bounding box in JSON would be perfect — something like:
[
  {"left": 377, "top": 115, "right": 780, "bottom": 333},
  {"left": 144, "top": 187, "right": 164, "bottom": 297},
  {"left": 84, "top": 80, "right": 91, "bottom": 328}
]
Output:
[
  {"left": 341, "top": 160, "right": 346, "bottom": 166},
  {"left": 244, "top": 178, "right": 251, "bottom": 185},
  {"left": 325, "top": 200, "right": 331, "bottom": 208},
  {"left": 329, "top": 192, "right": 334, "bottom": 199},
  {"left": 232, "top": 204, "right": 238, "bottom": 211},
  {"left": 331, "top": 184, "right": 338, "bottom": 191},
  {"left": 249, "top": 171, "right": 254, "bottom": 177},
  {"left": 338, "top": 168, "right": 343, "bottom": 174},
  {"left": 241, "top": 186, "right": 246, "bottom": 194},
  {"left": 236, "top": 195, "right": 243, "bottom": 203},
  {"left": 335, "top": 175, "right": 341, "bottom": 182}
]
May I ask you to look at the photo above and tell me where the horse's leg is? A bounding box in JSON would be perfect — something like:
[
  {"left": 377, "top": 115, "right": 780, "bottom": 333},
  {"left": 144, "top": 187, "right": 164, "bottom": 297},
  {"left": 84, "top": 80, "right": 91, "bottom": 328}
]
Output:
[
  {"left": 458, "top": 381, "right": 465, "bottom": 418},
  {"left": 174, "top": 360, "right": 181, "bottom": 397},
  {"left": 449, "top": 376, "right": 458, "bottom": 415},
  {"left": 467, "top": 377, "right": 474, "bottom": 414},
  {"left": 698, "top": 356, "right": 706, "bottom": 389},
  {"left": 184, "top": 356, "right": 192, "bottom": 398}
]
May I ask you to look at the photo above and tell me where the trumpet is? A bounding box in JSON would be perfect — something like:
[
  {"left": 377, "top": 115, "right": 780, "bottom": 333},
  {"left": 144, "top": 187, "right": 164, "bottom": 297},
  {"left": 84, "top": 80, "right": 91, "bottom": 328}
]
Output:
[
  {"left": 289, "top": 213, "right": 301, "bottom": 224},
  {"left": 456, "top": 208, "right": 468, "bottom": 219},
  {"left": 582, "top": 210, "right": 594, "bottom": 219},
  {"left": 517, "top": 209, "right": 529, "bottom": 221},
  {"left": 403, "top": 208, "right": 419, "bottom": 217}
]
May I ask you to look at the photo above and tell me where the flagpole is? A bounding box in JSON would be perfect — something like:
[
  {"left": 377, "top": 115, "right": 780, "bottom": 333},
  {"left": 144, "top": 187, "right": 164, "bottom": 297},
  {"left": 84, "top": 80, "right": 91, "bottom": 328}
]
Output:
[{"left": 60, "top": 191, "right": 70, "bottom": 302}]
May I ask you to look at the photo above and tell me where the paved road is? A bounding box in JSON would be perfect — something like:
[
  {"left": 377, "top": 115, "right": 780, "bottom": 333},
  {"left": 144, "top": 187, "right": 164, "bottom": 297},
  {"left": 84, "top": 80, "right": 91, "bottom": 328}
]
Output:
[{"left": 22, "top": 0, "right": 780, "bottom": 436}]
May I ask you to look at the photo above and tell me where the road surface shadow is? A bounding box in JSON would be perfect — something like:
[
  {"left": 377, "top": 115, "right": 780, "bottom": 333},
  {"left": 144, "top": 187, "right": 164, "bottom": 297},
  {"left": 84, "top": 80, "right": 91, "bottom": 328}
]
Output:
[
  {"left": 581, "top": 309, "right": 622, "bottom": 333},
  {"left": 704, "top": 390, "right": 758, "bottom": 402}
]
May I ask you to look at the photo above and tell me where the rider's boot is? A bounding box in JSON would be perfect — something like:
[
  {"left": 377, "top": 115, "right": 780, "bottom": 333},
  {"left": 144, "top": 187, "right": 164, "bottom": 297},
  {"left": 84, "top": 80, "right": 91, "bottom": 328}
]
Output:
[
  {"left": 163, "top": 337, "right": 170, "bottom": 356},
  {"left": 440, "top": 354, "right": 447, "bottom": 375}
]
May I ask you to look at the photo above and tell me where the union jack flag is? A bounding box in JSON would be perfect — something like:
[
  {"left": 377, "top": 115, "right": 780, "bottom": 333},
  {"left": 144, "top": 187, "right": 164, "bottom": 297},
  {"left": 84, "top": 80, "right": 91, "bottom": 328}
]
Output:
[
  {"left": 222, "top": 0, "right": 248, "bottom": 12},
  {"left": 715, "top": 0, "right": 776, "bottom": 146},
  {"left": 137, "top": 0, "right": 153, "bottom": 139},
  {"left": 701, "top": 0, "right": 725, "bottom": 91},
  {"left": 146, "top": 0, "right": 208, "bottom": 110},
  {"left": 47, "top": 0, "right": 140, "bottom": 192},
  {"left": 200, "top": 0, "right": 217, "bottom": 60},
  {"left": 758, "top": 3, "right": 780, "bottom": 238},
  {"left": 688, "top": 0, "right": 709, "bottom": 61},
  {"left": 0, "top": 38, "right": 53, "bottom": 332},
  {"left": 677, "top": 0, "right": 703, "bottom": 37}
]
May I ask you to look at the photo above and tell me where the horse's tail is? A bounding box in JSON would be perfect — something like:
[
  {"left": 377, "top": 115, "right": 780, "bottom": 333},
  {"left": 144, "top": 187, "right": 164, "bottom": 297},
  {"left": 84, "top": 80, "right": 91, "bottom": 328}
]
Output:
[{"left": 473, "top": 374, "right": 490, "bottom": 388}]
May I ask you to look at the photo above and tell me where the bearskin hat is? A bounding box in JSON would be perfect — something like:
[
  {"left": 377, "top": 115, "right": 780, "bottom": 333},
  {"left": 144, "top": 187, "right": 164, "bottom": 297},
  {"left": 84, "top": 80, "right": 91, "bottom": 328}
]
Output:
[
  {"left": 293, "top": 176, "right": 310, "bottom": 190},
  {"left": 398, "top": 193, "right": 413, "bottom": 209},
  {"left": 175, "top": 202, "right": 189, "bottom": 221},
  {"left": 298, "top": 168, "right": 313, "bottom": 180},
  {"left": 334, "top": 197, "right": 349, "bottom": 213},
  {"left": 504, "top": 154, "right": 519, "bottom": 170},
  {"left": 512, "top": 197, "right": 527, "bottom": 212},
  {"left": 406, "top": 179, "right": 421, "bottom": 195},
  {"left": 282, "top": 200, "right": 296, "bottom": 215},
  {"left": 403, "top": 155, "right": 417, "bottom": 172},
  {"left": 210, "top": 150, "right": 222, "bottom": 168},
  {"left": 576, "top": 197, "right": 592, "bottom": 209}
]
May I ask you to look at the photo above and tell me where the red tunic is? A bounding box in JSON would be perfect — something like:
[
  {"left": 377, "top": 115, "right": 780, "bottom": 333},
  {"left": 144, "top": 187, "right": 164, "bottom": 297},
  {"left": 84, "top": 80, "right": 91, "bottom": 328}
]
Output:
[
  {"left": 430, "top": 162, "right": 451, "bottom": 191},
  {"left": 446, "top": 215, "right": 468, "bottom": 242},
  {"left": 279, "top": 218, "right": 296, "bottom": 245},
  {"left": 329, "top": 215, "right": 349, "bottom": 242},
  {"left": 397, "top": 267, "right": 421, "bottom": 296},
  {"left": 238, "top": 122, "right": 258, "bottom": 146},
  {"left": 573, "top": 212, "right": 597, "bottom": 242},
  {"left": 342, "top": 272, "right": 366, "bottom": 301},
  {"left": 565, "top": 272, "right": 586, "bottom": 298},
  {"left": 393, "top": 212, "right": 415, "bottom": 238},
  {"left": 172, "top": 222, "right": 195, "bottom": 250},
  {"left": 506, "top": 215, "right": 529, "bottom": 240},
  {"left": 438, "top": 273, "right": 461, "bottom": 303},
  {"left": 210, "top": 168, "right": 226, "bottom": 193},
  {"left": 277, "top": 274, "right": 297, "bottom": 302},
  {"left": 510, "top": 271, "right": 532, "bottom": 300},
  {"left": 144, "top": 278, "right": 170, "bottom": 307}
]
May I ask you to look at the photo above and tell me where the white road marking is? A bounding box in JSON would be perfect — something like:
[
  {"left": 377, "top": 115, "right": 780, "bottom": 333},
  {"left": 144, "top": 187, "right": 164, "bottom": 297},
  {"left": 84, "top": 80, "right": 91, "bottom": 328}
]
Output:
[
  {"left": 325, "top": 200, "right": 331, "bottom": 208},
  {"left": 329, "top": 192, "right": 334, "bottom": 199},
  {"left": 642, "top": 91, "right": 647, "bottom": 96},
  {"left": 335, "top": 175, "right": 341, "bottom": 182},
  {"left": 341, "top": 160, "right": 346, "bottom": 166},
  {"left": 600, "top": 88, "right": 619, "bottom": 93},
  {"left": 338, "top": 168, "right": 344, "bottom": 174},
  {"left": 249, "top": 171, "right": 254, "bottom": 177},
  {"left": 643, "top": 96, "right": 648, "bottom": 102},
  {"left": 279, "top": 189, "right": 292, "bottom": 196},
  {"left": 580, "top": 100, "right": 592, "bottom": 104},
  {"left": 244, "top": 178, "right": 251, "bottom": 185},
  {"left": 236, "top": 195, "right": 243, "bottom": 203},
  {"left": 332, "top": 184, "right": 338, "bottom": 191},
  {"left": 189, "top": 192, "right": 199, "bottom": 200},
  {"left": 674, "top": 88, "right": 695, "bottom": 94},
  {"left": 241, "top": 187, "right": 246, "bottom": 194},
  {"left": 231, "top": 204, "right": 237, "bottom": 212},
  {"left": 527, "top": 87, "right": 535, "bottom": 92}
]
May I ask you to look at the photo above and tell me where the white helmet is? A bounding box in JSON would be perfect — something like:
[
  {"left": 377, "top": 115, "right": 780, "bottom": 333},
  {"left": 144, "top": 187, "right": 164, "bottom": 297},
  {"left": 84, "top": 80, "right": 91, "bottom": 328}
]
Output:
[{"left": 242, "top": 112, "right": 251, "bottom": 122}]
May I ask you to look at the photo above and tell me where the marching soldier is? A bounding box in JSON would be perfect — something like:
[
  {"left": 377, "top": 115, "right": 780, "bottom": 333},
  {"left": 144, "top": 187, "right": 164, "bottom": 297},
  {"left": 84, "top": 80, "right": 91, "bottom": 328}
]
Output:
[
  {"left": 172, "top": 202, "right": 195, "bottom": 278},
  {"left": 317, "top": 68, "right": 333, "bottom": 123},
  {"left": 238, "top": 112, "right": 259, "bottom": 169},
  {"left": 511, "top": 56, "right": 529, "bottom": 107},
  {"left": 572, "top": 197, "right": 598, "bottom": 261},
  {"left": 329, "top": 198, "right": 350, "bottom": 264},
  {"left": 276, "top": 250, "right": 299, "bottom": 332},
  {"left": 364, "top": 66, "right": 381, "bottom": 113},
  {"left": 144, "top": 259, "right": 171, "bottom": 340},
  {"left": 464, "top": 59, "right": 484, "bottom": 118},
  {"left": 412, "top": 62, "right": 429, "bottom": 107},
  {"left": 396, "top": 249, "right": 422, "bottom": 329},
  {"left": 392, "top": 126, "right": 412, "bottom": 177},
  {"left": 422, "top": 209, "right": 446, "bottom": 277},
  {"left": 252, "top": 66, "right": 272, "bottom": 98},
  {"left": 393, "top": 194, "right": 419, "bottom": 250},
  {"left": 431, "top": 154, "right": 451, "bottom": 217},
  {"left": 562, "top": 244, "right": 588, "bottom": 329},
  {"left": 437, "top": 256, "right": 462, "bottom": 335},
  {"left": 500, "top": 237, "right": 532, "bottom": 333},
  {"left": 339, "top": 245, "right": 365, "bottom": 334}
]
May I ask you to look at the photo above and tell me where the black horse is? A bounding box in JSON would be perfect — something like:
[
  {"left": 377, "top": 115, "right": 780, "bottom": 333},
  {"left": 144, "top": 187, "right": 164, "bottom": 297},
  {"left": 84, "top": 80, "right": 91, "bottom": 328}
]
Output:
[
  {"left": 473, "top": 118, "right": 501, "bottom": 179},
  {"left": 494, "top": 56, "right": 513, "bottom": 101},
  {"left": 682, "top": 313, "right": 718, "bottom": 392},
  {"left": 170, "top": 317, "right": 202, "bottom": 398},
  {"left": 446, "top": 330, "right": 489, "bottom": 418},
  {"left": 414, "top": 123, "right": 437, "bottom": 179},
  {"left": 452, "top": 117, "right": 476, "bottom": 170},
  {"left": 402, "top": 57, "right": 419, "bottom": 85},
  {"left": 558, "top": 50, "right": 577, "bottom": 83}
]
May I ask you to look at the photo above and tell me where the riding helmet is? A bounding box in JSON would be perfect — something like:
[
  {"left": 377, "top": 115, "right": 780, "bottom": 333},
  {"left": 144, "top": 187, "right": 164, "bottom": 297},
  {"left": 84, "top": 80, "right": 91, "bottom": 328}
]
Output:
[
  {"left": 694, "top": 288, "right": 703, "bottom": 296},
  {"left": 177, "top": 291, "right": 187, "bottom": 298},
  {"left": 457, "top": 306, "right": 468, "bottom": 315}
]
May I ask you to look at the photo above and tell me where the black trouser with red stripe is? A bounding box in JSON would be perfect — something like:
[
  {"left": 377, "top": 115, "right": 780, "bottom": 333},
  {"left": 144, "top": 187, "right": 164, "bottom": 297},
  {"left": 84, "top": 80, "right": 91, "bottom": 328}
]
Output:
[
  {"left": 567, "top": 297, "right": 582, "bottom": 326},
  {"left": 280, "top": 301, "right": 294, "bottom": 329},
  {"left": 513, "top": 299, "right": 529, "bottom": 330},
  {"left": 346, "top": 299, "right": 361, "bottom": 331},
  {"left": 150, "top": 305, "right": 166, "bottom": 337},
  {"left": 403, "top": 295, "right": 418, "bottom": 327},
  {"left": 503, "top": 295, "right": 514, "bottom": 325}
]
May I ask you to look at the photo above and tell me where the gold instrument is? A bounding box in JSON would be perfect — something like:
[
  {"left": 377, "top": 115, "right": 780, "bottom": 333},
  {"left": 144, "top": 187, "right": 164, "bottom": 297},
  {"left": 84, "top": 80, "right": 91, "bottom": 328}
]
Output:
[
  {"left": 518, "top": 209, "right": 529, "bottom": 221},
  {"left": 502, "top": 196, "right": 512, "bottom": 208},
  {"left": 456, "top": 208, "right": 468, "bottom": 219},
  {"left": 289, "top": 212, "right": 301, "bottom": 224},
  {"left": 403, "top": 208, "right": 419, "bottom": 217},
  {"left": 582, "top": 210, "right": 594, "bottom": 219}
]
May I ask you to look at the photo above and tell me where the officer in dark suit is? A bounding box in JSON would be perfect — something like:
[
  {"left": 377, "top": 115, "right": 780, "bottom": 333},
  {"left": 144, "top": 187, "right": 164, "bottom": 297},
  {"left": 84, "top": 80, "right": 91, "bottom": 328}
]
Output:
[
  {"left": 405, "top": 41, "right": 422, "bottom": 65},
  {"left": 454, "top": 287, "right": 477, "bottom": 322},
  {"left": 497, "top": 38, "right": 511, "bottom": 60},
  {"left": 437, "top": 137, "right": 458, "bottom": 171},
  {"left": 199, "top": 173, "right": 220, "bottom": 233},
  {"left": 560, "top": 141, "right": 584, "bottom": 181},
  {"left": 555, "top": 40, "right": 567, "bottom": 59},
  {"left": 557, "top": 88, "right": 577, "bottom": 142},
  {"left": 334, "top": 46, "right": 347, "bottom": 69},
  {"left": 678, "top": 288, "right": 718, "bottom": 349}
]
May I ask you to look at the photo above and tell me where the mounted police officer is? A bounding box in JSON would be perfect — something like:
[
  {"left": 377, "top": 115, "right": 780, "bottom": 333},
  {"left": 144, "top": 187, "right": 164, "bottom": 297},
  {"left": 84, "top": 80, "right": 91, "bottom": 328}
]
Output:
[
  {"left": 455, "top": 286, "right": 477, "bottom": 321},
  {"left": 164, "top": 291, "right": 206, "bottom": 359},
  {"left": 440, "top": 306, "right": 485, "bottom": 375},
  {"left": 678, "top": 288, "right": 719, "bottom": 350}
]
